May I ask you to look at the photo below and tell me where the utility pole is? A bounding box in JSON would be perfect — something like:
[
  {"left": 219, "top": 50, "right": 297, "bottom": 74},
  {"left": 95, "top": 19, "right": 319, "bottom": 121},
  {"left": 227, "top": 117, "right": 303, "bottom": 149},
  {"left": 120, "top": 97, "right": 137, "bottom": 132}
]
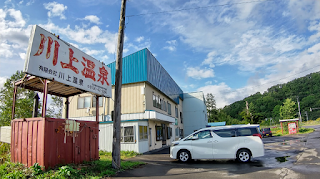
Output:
[
  {"left": 112, "top": 0, "right": 126, "bottom": 170},
  {"left": 297, "top": 96, "right": 302, "bottom": 122}
]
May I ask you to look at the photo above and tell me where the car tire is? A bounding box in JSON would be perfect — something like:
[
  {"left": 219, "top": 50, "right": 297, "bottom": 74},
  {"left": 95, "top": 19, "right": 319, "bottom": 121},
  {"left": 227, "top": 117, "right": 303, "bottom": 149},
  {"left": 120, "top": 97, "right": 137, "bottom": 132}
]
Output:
[
  {"left": 237, "top": 149, "right": 251, "bottom": 163},
  {"left": 269, "top": 134, "right": 272, "bottom": 137},
  {"left": 178, "top": 150, "right": 191, "bottom": 162}
]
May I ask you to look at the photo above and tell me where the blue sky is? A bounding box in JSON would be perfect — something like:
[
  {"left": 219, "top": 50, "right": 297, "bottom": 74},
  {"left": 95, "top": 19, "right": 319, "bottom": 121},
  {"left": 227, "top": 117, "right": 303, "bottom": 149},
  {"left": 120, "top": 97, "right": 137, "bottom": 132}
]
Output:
[{"left": 1, "top": 0, "right": 320, "bottom": 108}]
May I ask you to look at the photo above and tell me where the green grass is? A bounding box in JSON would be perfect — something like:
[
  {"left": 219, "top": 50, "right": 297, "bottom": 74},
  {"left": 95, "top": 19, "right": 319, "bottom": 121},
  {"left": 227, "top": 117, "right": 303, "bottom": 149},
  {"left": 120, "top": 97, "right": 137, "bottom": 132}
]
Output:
[
  {"left": 0, "top": 149, "right": 144, "bottom": 178},
  {"left": 261, "top": 125, "right": 315, "bottom": 137}
]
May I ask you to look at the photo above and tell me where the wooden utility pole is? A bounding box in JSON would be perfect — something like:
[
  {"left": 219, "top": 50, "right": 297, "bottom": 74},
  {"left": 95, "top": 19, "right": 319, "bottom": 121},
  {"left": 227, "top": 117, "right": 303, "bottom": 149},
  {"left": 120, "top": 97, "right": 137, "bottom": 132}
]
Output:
[{"left": 112, "top": 0, "right": 126, "bottom": 169}]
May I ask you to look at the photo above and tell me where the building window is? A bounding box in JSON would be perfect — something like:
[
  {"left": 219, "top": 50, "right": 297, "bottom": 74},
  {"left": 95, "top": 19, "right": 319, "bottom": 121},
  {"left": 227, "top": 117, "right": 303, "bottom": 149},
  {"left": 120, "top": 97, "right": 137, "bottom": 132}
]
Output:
[
  {"left": 175, "top": 106, "right": 178, "bottom": 118},
  {"left": 121, "top": 126, "right": 135, "bottom": 143},
  {"left": 157, "top": 95, "right": 160, "bottom": 108},
  {"left": 77, "top": 96, "right": 91, "bottom": 109},
  {"left": 175, "top": 127, "right": 180, "bottom": 137},
  {"left": 92, "top": 97, "right": 103, "bottom": 107},
  {"left": 168, "top": 102, "right": 171, "bottom": 115},
  {"left": 163, "top": 99, "right": 167, "bottom": 111},
  {"left": 180, "top": 129, "right": 184, "bottom": 138},
  {"left": 159, "top": 98, "right": 162, "bottom": 109},
  {"left": 153, "top": 92, "right": 156, "bottom": 107},
  {"left": 167, "top": 127, "right": 172, "bottom": 139},
  {"left": 156, "top": 126, "right": 163, "bottom": 141},
  {"left": 180, "top": 112, "right": 183, "bottom": 124},
  {"left": 139, "top": 126, "right": 148, "bottom": 140}
]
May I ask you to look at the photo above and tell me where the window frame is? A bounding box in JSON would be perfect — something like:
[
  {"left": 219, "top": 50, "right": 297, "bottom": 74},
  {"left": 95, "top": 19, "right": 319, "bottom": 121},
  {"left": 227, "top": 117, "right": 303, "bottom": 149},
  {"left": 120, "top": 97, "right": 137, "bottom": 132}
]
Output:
[
  {"left": 168, "top": 102, "right": 171, "bottom": 115},
  {"left": 77, "top": 96, "right": 92, "bottom": 109},
  {"left": 121, "top": 126, "right": 135, "bottom": 143},
  {"left": 92, "top": 97, "right": 103, "bottom": 107},
  {"left": 139, "top": 126, "right": 148, "bottom": 141}
]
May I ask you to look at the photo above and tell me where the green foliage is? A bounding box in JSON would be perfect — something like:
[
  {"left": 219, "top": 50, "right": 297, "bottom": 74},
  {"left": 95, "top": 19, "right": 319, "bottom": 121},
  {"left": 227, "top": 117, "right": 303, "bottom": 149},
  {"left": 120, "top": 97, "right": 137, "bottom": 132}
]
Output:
[
  {"left": 280, "top": 98, "right": 296, "bottom": 119},
  {"left": 0, "top": 71, "right": 38, "bottom": 126},
  {"left": 220, "top": 72, "right": 320, "bottom": 124},
  {"left": 205, "top": 93, "right": 218, "bottom": 122},
  {"left": 47, "top": 95, "right": 63, "bottom": 118},
  {"left": 0, "top": 150, "right": 144, "bottom": 178}
]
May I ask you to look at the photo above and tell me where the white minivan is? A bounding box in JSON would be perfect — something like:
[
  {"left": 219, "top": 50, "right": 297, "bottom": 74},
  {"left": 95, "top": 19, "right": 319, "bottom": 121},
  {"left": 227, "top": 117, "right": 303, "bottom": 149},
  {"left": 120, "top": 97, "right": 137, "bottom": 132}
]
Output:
[{"left": 170, "top": 125, "right": 264, "bottom": 162}]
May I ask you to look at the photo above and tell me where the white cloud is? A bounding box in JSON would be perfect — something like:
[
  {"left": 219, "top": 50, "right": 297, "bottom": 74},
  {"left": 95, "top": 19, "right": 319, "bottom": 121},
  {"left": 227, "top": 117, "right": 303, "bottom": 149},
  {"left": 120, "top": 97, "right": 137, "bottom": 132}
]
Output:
[
  {"left": 26, "top": 0, "right": 35, "bottom": 6},
  {"left": 39, "top": 22, "right": 118, "bottom": 54},
  {"left": 205, "top": 81, "right": 212, "bottom": 85},
  {"left": 44, "top": 2, "right": 67, "bottom": 20},
  {"left": 0, "top": 77, "right": 7, "bottom": 90},
  {"left": 187, "top": 67, "right": 214, "bottom": 79},
  {"left": 83, "top": 15, "right": 101, "bottom": 24},
  {"left": 135, "top": 36, "right": 144, "bottom": 43},
  {"left": 102, "top": 55, "right": 109, "bottom": 60},
  {"left": 19, "top": 52, "right": 25, "bottom": 60},
  {"left": 202, "top": 51, "right": 216, "bottom": 68},
  {"left": 164, "top": 40, "right": 177, "bottom": 51}
]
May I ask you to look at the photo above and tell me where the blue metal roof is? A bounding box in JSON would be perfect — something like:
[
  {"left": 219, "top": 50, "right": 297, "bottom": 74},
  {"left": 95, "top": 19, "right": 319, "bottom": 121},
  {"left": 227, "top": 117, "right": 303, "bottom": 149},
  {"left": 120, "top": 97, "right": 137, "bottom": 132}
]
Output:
[{"left": 107, "top": 48, "right": 183, "bottom": 103}]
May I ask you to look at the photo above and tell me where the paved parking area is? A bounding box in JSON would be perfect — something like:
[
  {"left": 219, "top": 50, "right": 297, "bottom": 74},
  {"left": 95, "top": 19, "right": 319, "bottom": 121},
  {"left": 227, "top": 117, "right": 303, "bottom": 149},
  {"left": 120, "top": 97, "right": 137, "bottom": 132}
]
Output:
[{"left": 113, "top": 125, "right": 320, "bottom": 179}]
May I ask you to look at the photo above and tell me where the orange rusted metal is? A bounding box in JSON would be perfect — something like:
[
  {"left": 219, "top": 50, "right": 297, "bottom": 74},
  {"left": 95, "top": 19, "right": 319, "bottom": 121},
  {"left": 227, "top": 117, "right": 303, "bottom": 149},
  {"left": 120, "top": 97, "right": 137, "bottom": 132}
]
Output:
[{"left": 11, "top": 117, "right": 99, "bottom": 169}]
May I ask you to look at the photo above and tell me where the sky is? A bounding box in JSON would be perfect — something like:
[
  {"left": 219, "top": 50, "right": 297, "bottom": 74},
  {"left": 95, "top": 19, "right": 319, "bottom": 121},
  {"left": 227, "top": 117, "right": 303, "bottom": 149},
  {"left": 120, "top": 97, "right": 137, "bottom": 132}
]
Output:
[{"left": 1, "top": 0, "right": 320, "bottom": 108}]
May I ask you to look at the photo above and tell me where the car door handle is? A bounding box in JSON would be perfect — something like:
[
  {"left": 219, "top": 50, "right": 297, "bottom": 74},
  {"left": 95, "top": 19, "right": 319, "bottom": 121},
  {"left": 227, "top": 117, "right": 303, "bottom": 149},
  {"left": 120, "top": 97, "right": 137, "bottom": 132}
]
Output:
[
  {"left": 207, "top": 141, "right": 213, "bottom": 143},
  {"left": 213, "top": 140, "right": 218, "bottom": 143}
]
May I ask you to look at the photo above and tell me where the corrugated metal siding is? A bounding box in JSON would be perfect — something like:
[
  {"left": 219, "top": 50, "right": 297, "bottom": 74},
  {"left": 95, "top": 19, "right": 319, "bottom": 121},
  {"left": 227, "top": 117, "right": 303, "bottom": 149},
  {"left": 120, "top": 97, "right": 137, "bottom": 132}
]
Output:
[
  {"left": 146, "top": 49, "right": 183, "bottom": 104},
  {"left": 107, "top": 48, "right": 183, "bottom": 104},
  {"left": 11, "top": 117, "right": 99, "bottom": 169},
  {"left": 107, "top": 49, "right": 147, "bottom": 85}
]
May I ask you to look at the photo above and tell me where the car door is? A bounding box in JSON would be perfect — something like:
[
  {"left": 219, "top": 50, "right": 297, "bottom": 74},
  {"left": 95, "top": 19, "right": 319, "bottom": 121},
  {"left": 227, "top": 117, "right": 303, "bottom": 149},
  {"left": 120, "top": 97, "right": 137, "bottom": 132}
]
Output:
[
  {"left": 211, "top": 129, "right": 239, "bottom": 159},
  {"left": 190, "top": 130, "right": 214, "bottom": 159}
]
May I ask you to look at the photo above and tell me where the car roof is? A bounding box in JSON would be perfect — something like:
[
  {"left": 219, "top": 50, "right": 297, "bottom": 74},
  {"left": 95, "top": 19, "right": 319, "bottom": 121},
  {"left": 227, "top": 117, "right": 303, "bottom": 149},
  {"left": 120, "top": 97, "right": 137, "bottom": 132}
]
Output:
[{"left": 198, "top": 124, "right": 259, "bottom": 132}]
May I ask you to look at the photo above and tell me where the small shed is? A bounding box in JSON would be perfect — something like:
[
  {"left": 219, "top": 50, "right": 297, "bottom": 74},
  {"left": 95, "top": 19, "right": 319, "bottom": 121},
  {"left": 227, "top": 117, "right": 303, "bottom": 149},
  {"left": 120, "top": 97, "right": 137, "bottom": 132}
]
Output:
[
  {"left": 11, "top": 76, "right": 101, "bottom": 169},
  {"left": 11, "top": 25, "right": 112, "bottom": 169},
  {"left": 279, "top": 118, "right": 299, "bottom": 134}
]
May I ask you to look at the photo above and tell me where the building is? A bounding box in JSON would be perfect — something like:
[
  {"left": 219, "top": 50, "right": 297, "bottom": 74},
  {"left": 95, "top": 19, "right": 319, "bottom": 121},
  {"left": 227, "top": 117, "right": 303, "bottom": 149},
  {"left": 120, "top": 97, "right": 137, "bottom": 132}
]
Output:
[{"left": 65, "top": 48, "right": 207, "bottom": 153}]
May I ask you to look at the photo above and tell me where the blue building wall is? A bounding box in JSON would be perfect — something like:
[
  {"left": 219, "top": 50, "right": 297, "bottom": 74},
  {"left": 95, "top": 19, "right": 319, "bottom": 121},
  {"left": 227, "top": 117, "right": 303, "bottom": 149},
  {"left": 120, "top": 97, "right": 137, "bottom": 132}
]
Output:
[{"left": 107, "top": 48, "right": 183, "bottom": 104}]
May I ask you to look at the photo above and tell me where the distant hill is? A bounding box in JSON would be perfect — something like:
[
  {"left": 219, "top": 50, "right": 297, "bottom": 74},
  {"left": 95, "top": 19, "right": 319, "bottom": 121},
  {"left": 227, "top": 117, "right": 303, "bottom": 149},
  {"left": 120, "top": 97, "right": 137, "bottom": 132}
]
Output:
[{"left": 221, "top": 72, "right": 320, "bottom": 122}]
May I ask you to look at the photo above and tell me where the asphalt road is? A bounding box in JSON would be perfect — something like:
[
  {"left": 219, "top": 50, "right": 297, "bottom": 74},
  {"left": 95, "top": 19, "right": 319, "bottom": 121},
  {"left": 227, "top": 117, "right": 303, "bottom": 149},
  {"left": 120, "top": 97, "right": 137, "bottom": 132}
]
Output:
[{"left": 113, "top": 125, "right": 320, "bottom": 179}]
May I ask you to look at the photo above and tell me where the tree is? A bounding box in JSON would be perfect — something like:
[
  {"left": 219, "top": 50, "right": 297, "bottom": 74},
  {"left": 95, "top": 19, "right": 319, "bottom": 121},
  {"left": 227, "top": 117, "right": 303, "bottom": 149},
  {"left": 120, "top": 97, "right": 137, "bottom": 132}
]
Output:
[
  {"left": 205, "top": 93, "right": 217, "bottom": 122},
  {"left": 47, "top": 95, "right": 63, "bottom": 118},
  {"left": 0, "top": 71, "right": 37, "bottom": 126},
  {"left": 280, "top": 98, "right": 296, "bottom": 119}
]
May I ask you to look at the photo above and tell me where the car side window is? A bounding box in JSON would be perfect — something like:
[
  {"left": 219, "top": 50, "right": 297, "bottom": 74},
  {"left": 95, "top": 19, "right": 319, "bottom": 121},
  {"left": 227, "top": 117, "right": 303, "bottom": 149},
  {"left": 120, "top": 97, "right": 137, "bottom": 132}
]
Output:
[
  {"left": 213, "top": 129, "right": 236, "bottom": 137},
  {"left": 186, "top": 130, "right": 212, "bottom": 140},
  {"left": 198, "top": 130, "right": 212, "bottom": 139},
  {"left": 237, "top": 128, "right": 252, "bottom": 136}
]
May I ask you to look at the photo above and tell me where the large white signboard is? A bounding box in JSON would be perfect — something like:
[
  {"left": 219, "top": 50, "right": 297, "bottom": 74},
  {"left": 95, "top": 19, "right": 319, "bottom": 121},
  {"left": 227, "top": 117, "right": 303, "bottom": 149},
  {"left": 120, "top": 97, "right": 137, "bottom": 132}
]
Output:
[{"left": 24, "top": 25, "right": 112, "bottom": 98}]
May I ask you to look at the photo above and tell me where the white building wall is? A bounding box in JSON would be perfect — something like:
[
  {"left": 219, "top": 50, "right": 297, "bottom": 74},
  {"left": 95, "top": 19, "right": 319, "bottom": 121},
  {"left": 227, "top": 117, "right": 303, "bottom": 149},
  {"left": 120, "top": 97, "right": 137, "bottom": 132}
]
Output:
[
  {"left": 182, "top": 92, "right": 208, "bottom": 136},
  {"left": 99, "top": 121, "right": 149, "bottom": 153}
]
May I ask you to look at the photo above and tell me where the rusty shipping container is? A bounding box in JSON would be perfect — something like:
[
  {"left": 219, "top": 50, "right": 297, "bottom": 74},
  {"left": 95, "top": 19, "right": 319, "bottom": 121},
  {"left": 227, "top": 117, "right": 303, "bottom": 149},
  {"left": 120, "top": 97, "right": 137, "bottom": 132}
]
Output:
[{"left": 11, "top": 117, "right": 99, "bottom": 169}]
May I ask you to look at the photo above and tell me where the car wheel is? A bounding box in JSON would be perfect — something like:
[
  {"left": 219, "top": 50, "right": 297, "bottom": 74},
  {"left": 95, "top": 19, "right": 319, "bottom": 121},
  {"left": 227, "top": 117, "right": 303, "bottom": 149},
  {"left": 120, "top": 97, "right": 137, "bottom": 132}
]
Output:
[
  {"left": 269, "top": 134, "right": 272, "bottom": 137},
  {"left": 178, "top": 150, "right": 191, "bottom": 162},
  {"left": 237, "top": 149, "right": 251, "bottom": 163}
]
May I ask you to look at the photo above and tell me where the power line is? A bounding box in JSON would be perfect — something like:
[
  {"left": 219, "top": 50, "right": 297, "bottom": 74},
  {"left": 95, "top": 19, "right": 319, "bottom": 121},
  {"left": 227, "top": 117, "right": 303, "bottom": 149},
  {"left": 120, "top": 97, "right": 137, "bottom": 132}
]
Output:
[{"left": 126, "top": 0, "right": 275, "bottom": 17}]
